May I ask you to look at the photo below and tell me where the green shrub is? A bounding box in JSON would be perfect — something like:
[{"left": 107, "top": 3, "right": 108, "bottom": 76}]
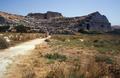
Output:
[
  {"left": 79, "top": 30, "right": 102, "bottom": 34},
  {"left": 52, "top": 35, "right": 66, "bottom": 41},
  {"left": 93, "top": 40, "right": 120, "bottom": 54},
  {"left": 15, "top": 24, "right": 30, "bottom": 33},
  {"left": 44, "top": 53, "right": 67, "bottom": 61},
  {"left": 0, "top": 25, "right": 10, "bottom": 32},
  {"left": 45, "top": 39, "right": 50, "bottom": 42},
  {"left": 93, "top": 40, "right": 109, "bottom": 48},
  {"left": 95, "top": 55, "right": 113, "bottom": 64},
  {"left": 107, "top": 29, "right": 120, "bottom": 35},
  {"left": 0, "top": 36, "right": 9, "bottom": 49}
]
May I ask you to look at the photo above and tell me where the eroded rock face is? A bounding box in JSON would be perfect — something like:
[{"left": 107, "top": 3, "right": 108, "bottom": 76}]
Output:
[
  {"left": 46, "top": 11, "right": 63, "bottom": 19},
  {"left": 0, "top": 11, "right": 112, "bottom": 34},
  {"left": 27, "top": 11, "right": 63, "bottom": 19},
  {"left": 0, "top": 16, "right": 6, "bottom": 24},
  {"left": 0, "top": 11, "right": 24, "bottom": 26},
  {"left": 74, "top": 11, "right": 112, "bottom": 32}
]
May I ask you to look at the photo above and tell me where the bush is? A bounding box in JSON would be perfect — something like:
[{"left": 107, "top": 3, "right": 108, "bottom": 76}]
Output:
[
  {"left": 78, "top": 30, "right": 102, "bottom": 34},
  {"left": 45, "top": 39, "right": 50, "bottom": 42},
  {"left": 15, "top": 24, "right": 30, "bottom": 33},
  {"left": 0, "top": 25, "right": 10, "bottom": 32},
  {"left": 0, "top": 36, "right": 9, "bottom": 49},
  {"left": 107, "top": 29, "right": 120, "bottom": 35},
  {"left": 44, "top": 53, "right": 67, "bottom": 61},
  {"left": 93, "top": 40, "right": 120, "bottom": 54},
  {"left": 95, "top": 55, "right": 113, "bottom": 64},
  {"left": 93, "top": 40, "right": 105, "bottom": 47},
  {"left": 52, "top": 35, "right": 66, "bottom": 41}
]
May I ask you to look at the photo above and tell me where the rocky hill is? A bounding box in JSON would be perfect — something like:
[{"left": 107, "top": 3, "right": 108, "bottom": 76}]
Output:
[
  {"left": 27, "top": 11, "right": 63, "bottom": 19},
  {"left": 112, "top": 25, "right": 120, "bottom": 30},
  {"left": 0, "top": 11, "right": 112, "bottom": 34},
  {"left": 0, "top": 11, "right": 24, "bottom": 24}
]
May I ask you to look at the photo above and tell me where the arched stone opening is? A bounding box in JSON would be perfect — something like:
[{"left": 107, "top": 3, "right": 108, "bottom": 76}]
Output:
[
  {"left": 101, "top": 25, "right": 104, "bottom": 28},
  {"left": 86, "top": 24, "right": 90, "bottom": 30}
]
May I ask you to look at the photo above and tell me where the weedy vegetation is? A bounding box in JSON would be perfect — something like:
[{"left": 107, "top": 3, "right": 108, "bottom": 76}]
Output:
[
  {"left": 0, "top": 36, "right": 9, "bottom": 49},
  {"left": 5, "top": 33, "right": 120, "bottom": 78},
  {"left": 0, "top": 33, "right": 45, "bottom": 49}
]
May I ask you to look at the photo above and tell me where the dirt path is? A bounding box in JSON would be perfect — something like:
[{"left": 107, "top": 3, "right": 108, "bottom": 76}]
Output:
[{"left": 0, "top": 36, "right": 50, "bottom": 78}]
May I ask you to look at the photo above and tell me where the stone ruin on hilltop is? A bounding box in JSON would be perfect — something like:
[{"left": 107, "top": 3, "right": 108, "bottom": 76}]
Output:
[{"left": 0, "top": 11, "right": 112, "bottom": 34}]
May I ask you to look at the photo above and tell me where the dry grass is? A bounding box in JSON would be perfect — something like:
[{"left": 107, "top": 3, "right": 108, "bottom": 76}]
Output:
[
  {"left": 5, "top": 34, "right": 120, "bottom": 78},
  {"left": 0, "top": 36, "right": 9, "bottom": 49},
  {"left": 0, "top": 33, "right": 45, "bottom": 47}
]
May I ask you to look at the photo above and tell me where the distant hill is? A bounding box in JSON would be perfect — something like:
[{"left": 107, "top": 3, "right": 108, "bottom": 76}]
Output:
[
  {"left": 112, "top": 25, "right": 120, "bottom": 30},
  {"left": 0, "top": 11, "right": 24, "bottom": 24},
  {"left": 0, "top": 11, "right": 112, "bottom": 34}
]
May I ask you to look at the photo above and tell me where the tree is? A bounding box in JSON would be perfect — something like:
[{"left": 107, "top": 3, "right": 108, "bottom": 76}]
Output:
[{"left": 15, "top": 24, "right": 29, "bottom": 33}]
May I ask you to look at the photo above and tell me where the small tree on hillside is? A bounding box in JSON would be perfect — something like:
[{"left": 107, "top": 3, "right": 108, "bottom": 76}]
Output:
[
  {"left": 15, "top": 24, "right": 28, "bottom": 33},
  {"left": 0, "top": 25, "right": 10, "bottom": 32}
]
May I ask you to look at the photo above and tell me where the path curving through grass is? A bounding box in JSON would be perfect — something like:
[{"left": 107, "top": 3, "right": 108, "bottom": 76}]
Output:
[{"left": 0, "top": 36, "right": 50, "bottom": 78}]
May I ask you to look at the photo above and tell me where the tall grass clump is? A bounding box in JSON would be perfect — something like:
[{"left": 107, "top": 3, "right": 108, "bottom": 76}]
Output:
[
  {"left": 95, "top": 55, "right": 113, "bottom": 64},
  {"left": 0, "top": 36, "right": 9, "bottom": 49},
  {"left": 44, "top": 53, "right": 67, "bottom": 62}
]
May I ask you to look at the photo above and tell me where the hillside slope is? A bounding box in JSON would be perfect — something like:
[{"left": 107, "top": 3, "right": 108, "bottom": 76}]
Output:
[{"left": 0, "top": 11, "right": 112, "bottom": 34}]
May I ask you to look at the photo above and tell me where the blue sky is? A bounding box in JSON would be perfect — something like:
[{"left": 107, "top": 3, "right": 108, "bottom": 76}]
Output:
[{"left": 0, "top": 0, "right": 120, "bottom": 25}]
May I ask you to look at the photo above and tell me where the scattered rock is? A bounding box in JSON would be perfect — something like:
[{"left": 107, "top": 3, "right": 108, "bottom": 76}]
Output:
[{"left": 0, "top": 11, "right": 112, "bottom": 34}]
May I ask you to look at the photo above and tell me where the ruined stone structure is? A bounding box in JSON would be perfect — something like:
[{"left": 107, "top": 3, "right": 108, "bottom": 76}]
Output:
[
  {"left": 0, "top": 11, "right": 112, "bottom": 34},
  {"left": 84, "top": 12, "right": 111, "bottom": 32},
  {"left": 27, "top": 11, "right": 63, "bottom": 19}
]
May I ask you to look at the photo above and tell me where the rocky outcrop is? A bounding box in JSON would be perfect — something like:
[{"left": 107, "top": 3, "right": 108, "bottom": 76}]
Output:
[
  {"left": 0, "top": 16, "right": 6, "bottom": 24},
  {"left": 27, "top": 11, "right": 63, "bottom": 19},
  {"left": 0, "top": 11, "right": 112, "bottom": 34},
  {"left": 85, "top": 12, "right": 111, "bottom": 32},
  {"left": 73, "top": 11, "right": 112, "bottom": 32},
  {"left": 112, "top": 25, "right": 120, "bottom": 30},
  {"left": 0, "top": 11, "right": 24, "bottom": 25}
]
